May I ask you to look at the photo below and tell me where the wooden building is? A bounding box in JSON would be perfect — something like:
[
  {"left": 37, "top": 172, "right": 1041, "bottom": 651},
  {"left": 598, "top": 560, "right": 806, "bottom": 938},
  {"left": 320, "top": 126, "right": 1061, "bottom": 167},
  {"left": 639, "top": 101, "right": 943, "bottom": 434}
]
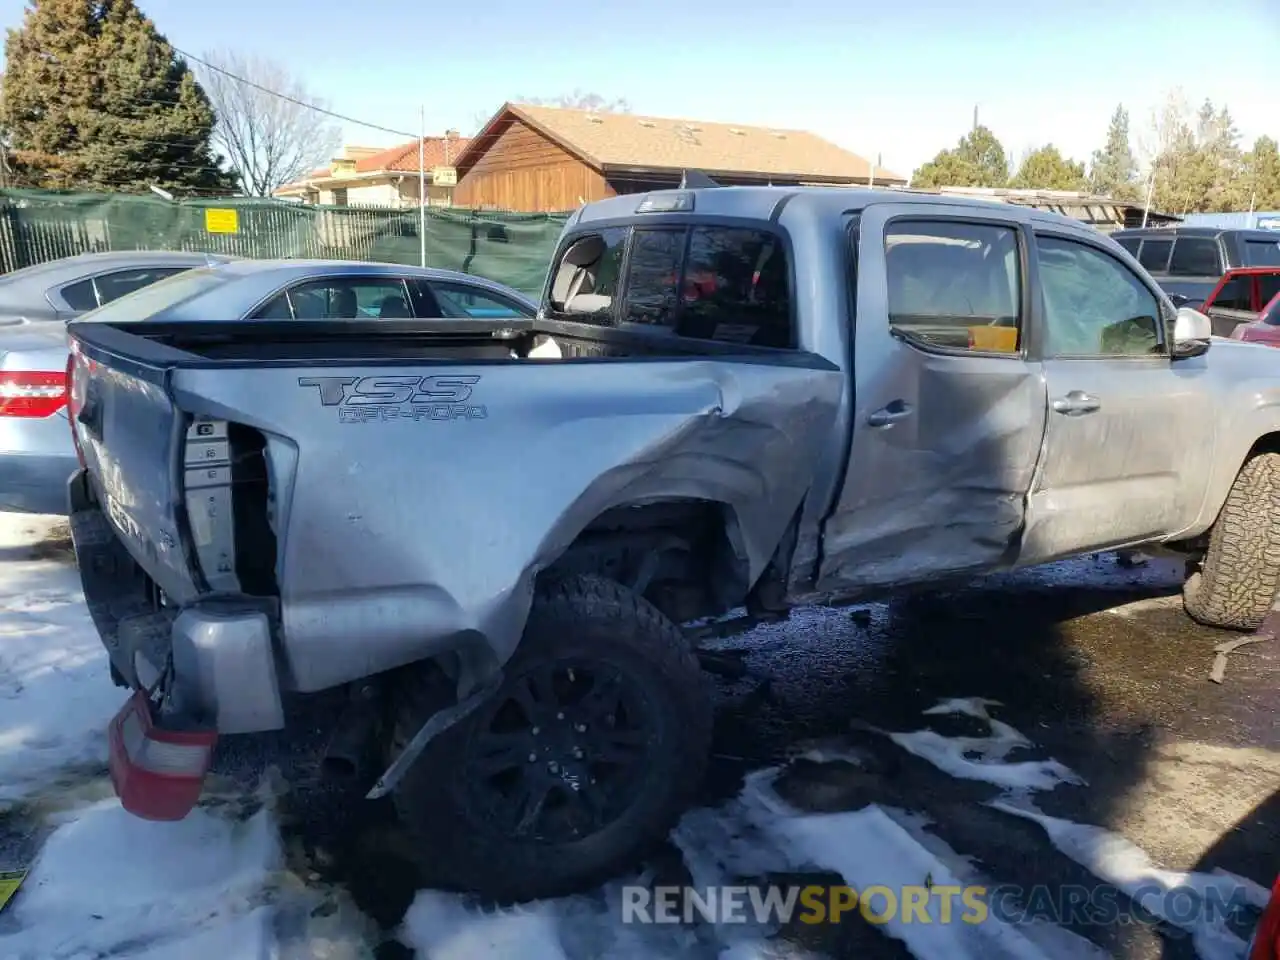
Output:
[{"left": 452, "top": 103, "right": 905, "bottom": 212}]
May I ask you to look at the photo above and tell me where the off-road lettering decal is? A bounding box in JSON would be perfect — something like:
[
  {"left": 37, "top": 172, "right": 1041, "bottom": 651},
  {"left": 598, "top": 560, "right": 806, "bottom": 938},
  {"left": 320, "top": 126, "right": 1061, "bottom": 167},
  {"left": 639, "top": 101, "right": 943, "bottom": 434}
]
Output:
[{"left": 297, "top": 375, "right": 487, "bottom": 422}]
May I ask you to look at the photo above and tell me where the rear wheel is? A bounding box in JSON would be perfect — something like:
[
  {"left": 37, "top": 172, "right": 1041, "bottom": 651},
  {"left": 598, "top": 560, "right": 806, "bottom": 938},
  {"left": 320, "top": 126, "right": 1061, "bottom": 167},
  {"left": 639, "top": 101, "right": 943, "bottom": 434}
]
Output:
[
  {"left": 389, "top": 574, "right": 712, "bottom": 901},
  {"left": 1183, "top": 452, "right": 1280, "bottom": 630}
]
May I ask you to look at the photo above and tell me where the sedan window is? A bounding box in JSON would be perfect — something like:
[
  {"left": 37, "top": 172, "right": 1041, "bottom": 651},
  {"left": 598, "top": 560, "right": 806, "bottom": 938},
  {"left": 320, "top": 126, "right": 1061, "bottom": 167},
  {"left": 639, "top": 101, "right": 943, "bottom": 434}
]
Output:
[
  {"left": 429, "top": 282, "right": 530, "bottom": 319},
  {"left": 252, "top": 278, "right": 415, "bottom": 320}
]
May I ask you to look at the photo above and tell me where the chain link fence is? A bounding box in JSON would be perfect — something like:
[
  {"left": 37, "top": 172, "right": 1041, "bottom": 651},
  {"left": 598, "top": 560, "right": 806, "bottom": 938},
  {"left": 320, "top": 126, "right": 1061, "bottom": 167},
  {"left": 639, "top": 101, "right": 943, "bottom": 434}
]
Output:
[{"left": 0, "top": 189, "right": 569, "bottom": 297}]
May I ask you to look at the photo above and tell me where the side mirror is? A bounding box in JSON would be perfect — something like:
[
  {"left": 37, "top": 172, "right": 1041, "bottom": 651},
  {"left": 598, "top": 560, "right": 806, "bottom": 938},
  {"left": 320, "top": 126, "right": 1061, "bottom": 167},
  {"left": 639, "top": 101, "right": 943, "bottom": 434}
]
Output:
[{"left": 1172, "top": 306, "right": 1212, "bottom": 359}]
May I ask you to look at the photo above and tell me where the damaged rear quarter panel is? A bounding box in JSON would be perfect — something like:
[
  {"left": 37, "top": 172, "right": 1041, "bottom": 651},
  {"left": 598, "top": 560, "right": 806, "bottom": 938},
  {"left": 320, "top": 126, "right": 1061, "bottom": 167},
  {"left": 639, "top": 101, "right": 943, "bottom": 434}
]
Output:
[{"left": 171, "top": 356, "right": 842, "bottom": 692}]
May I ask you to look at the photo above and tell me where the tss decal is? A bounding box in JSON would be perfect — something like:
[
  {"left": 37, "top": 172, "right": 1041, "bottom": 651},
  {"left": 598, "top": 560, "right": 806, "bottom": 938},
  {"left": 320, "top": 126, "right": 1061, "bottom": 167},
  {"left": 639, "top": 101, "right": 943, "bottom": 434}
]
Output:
[{"left": 298, "top": 375, "right": 487, "bottom": 422}]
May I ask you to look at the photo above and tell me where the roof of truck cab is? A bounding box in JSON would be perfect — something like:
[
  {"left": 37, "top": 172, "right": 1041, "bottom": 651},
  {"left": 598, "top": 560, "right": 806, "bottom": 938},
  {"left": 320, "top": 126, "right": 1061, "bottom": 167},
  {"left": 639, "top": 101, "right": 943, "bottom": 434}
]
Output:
[{"left": 571, "top": 185, "right": 1098, "bottom": 233}]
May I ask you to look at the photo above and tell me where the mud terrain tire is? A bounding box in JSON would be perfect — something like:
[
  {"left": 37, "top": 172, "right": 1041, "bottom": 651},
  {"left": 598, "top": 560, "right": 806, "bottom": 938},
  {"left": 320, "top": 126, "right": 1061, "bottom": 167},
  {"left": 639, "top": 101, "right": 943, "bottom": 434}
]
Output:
[
  {"left": 389, "top": 574, "right": 712, "bottom": 902},
  {"left": 1184, "top": 452, "right": 1280, "bottom": 630}
]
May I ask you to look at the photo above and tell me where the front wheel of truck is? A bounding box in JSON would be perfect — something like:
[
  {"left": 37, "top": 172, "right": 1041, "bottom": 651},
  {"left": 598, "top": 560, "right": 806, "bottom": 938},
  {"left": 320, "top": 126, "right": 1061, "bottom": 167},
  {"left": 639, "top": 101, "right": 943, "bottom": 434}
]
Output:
[
  {"left": 389, "top": 573, "right": 713, "bottom": 902},
  {"left": 1183, "top": 452, "right": 1280, "bottom": 630}
]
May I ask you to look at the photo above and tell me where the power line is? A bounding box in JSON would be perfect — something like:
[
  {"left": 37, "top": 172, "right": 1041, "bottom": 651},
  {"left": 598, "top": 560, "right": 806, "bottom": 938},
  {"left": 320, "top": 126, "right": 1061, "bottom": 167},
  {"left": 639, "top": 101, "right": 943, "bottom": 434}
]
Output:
[{"left": 171, "top": 47, "right": 418, "bottom": 139}]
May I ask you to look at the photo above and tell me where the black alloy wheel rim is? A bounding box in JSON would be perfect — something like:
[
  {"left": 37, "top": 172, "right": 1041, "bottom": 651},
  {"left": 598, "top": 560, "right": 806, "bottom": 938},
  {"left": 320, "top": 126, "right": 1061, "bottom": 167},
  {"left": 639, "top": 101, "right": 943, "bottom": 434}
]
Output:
[{"left": 461, "top": 659, "right": 658, "bottom": 843}]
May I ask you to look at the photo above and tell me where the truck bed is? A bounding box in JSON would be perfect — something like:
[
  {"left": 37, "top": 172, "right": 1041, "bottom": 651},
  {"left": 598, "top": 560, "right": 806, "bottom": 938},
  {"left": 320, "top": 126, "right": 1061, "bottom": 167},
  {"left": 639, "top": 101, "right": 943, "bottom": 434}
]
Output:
[{"left": 65, "top": 314, "right": 844, "bottom": 699}]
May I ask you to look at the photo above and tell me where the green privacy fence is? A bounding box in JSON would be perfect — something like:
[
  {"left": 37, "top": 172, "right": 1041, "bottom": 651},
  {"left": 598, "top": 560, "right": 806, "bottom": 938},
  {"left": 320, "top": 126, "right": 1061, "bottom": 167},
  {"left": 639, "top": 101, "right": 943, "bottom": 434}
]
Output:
[{"left": 0, "top": 189, "right": 571, "bottom": 298}]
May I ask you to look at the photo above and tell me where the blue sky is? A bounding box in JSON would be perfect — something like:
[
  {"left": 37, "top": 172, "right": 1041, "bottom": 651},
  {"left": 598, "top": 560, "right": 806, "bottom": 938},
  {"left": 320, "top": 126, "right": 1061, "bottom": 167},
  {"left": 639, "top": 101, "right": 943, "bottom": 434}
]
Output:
[{"left": 3, "top": 0, "right": 1278, "bottom": 179}]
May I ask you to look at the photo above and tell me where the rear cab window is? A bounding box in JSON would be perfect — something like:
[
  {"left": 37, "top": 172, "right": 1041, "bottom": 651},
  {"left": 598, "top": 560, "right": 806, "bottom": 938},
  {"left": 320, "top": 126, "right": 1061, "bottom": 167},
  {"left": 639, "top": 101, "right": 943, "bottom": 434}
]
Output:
[
  {"left": 1167, "top": 237, "right": 1223, "bottom": 277},
  {"left": 1137, "top": 238, "right": 1173, "bottom": 273},
  {"left": 544, "top": 219, "right": 794, "bottom": 348},
  {"left": 1246, "top": 238, "right": 1280, "bottom": 267}
]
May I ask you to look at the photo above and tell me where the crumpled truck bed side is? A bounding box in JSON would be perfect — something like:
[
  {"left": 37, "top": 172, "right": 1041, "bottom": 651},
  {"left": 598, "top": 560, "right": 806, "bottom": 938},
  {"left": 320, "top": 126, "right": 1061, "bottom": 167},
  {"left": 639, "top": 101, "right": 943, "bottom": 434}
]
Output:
[{"left": 170, "top": 354, "right": 844, "bottom": 692}]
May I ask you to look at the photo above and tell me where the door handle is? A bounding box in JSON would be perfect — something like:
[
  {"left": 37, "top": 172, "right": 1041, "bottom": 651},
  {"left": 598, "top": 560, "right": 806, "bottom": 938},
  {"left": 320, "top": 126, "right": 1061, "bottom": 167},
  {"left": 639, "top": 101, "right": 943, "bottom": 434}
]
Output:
[
  {"left": 1051, "top": 391, "right": 1101, "bottom": 416},
  {"left": 867, "top": 399, "right": 913, "bottom": 428}
]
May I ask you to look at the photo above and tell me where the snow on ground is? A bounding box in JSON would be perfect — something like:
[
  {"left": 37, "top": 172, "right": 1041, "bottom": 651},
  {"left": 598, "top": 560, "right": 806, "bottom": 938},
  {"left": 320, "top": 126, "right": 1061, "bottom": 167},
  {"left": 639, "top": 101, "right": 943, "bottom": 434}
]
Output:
[
  {"left": 0, "top": 516, "right": 1266, "bottom": 960},
  {"left": 0, "top": 514, "right": 121, "bottom": 802}
]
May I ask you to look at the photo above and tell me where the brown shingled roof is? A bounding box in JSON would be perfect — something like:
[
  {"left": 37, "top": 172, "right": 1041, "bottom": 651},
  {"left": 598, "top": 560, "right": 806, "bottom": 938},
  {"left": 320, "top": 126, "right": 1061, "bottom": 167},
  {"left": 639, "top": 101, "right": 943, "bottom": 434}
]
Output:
[{"left": 458, "top": 103, "right": 904, "bottom": 184}]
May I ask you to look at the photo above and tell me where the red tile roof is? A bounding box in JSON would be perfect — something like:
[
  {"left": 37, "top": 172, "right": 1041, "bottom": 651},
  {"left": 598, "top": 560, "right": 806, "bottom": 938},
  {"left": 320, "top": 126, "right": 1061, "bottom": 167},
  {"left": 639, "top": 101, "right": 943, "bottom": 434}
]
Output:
[
  {"left": 285, "top": 137, "right": 471, "bottom": 186},
  {"left": 354, "top": 136, "right": 469, "bottom": 173}
]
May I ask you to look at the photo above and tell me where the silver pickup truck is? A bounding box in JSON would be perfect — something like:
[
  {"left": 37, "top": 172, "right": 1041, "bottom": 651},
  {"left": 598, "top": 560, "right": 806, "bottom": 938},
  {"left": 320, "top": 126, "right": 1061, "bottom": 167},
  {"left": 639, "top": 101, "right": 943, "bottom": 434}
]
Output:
[{"left": 65, "top": 186, "right": 1280, "bottom": 902}]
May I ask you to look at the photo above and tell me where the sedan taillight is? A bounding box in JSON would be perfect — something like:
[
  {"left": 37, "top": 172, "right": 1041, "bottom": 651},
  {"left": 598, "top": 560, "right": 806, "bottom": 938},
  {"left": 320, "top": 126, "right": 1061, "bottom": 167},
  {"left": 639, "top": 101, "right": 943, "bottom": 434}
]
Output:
[{"left": 0, "top": 370, "right": 68, "bottom": 418}]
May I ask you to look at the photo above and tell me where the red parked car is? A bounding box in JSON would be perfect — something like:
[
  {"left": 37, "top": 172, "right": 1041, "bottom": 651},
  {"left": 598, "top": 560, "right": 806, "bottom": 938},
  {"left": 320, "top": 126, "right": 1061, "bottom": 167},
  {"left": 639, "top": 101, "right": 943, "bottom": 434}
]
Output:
[{"left": 1229, "top": 289, "right": 1280, "bottom": 347}]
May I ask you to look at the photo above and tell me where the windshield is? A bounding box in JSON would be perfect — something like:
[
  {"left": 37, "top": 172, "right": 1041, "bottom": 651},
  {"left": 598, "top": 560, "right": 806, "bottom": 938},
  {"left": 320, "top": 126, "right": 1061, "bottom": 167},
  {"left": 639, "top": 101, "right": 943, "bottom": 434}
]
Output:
[{"left": 78, "top": 267, "right": 229, "bottom": 323}]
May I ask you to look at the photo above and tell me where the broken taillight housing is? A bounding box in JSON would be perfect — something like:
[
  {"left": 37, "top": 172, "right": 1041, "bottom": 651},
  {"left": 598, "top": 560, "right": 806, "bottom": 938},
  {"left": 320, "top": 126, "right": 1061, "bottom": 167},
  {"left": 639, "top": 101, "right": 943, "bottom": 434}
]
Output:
[
  {"left": 108, "top": 691, "right": 217, "bottom": 821},
  {"left": 0, "top": 370, "right": 67, "bottom": 418},
  {"left": 1250, "top": 874, "right": 1280, "bottom": 960}
]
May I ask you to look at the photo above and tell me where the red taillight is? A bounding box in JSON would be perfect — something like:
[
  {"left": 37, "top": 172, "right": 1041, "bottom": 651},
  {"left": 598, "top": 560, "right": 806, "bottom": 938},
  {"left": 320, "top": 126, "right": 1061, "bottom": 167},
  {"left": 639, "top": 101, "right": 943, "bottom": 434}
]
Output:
[
  {"left": 1250, "top": 874, "right": 1280, "bottom": 960},
  {"left": 66, "top": 351, "right": 85, "bottom": 467},
  {"left": 108, "top": 691, "right": 217, "bottom": 821},
  {"left": 0, "top": 370, "right": 67, "bottom": 418}
]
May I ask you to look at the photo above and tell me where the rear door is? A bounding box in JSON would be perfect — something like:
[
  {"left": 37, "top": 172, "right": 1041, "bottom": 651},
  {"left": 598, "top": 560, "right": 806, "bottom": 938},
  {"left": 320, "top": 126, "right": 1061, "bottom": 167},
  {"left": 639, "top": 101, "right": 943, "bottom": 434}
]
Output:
[
  {"left": 1018, "top": 230, "right": 1215, "bottom": 562},
  {"left": 816, "top": 203, "right": 1047, "bottom": 592}
]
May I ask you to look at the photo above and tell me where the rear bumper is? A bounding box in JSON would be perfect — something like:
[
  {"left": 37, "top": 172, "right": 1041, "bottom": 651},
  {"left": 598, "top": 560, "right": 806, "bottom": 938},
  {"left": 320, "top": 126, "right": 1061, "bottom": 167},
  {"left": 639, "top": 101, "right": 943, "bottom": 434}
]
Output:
[
  {"left": 0, "top": 410, "right": 77, "bottom": 514},
  {"left": 69, "top": 468, "right": 286, "bottom": 735}
]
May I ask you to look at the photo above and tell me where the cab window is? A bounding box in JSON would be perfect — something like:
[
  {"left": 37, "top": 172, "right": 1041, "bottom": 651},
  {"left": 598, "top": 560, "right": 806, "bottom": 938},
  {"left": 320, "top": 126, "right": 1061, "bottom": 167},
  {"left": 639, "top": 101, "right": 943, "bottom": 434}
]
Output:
[
  {"left": 546, "top": 228, "right": 627, "bottom": 322},
  {"left": 1037, "top": 235, "right": 1163, "bottom": 357},
  {"left": 885, "top": 220, "right": 1022, "bottom": 353}
]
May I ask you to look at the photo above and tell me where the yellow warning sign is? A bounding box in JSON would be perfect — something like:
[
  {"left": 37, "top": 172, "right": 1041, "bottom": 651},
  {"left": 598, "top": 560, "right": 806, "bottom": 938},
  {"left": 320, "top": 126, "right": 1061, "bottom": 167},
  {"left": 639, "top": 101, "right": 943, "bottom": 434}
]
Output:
[
  {"left": 0, "top": 869, "right": 26, "bottom": 913},
  {"left": 204, "top": 208, "right": 239, "bottom": 234}
]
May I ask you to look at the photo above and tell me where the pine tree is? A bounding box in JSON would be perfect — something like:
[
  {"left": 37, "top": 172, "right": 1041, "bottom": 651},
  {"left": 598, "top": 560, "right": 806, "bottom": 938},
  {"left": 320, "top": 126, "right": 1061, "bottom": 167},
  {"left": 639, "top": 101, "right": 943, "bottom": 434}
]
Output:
[
  {"left": 911, "top": 125, "right": 1009, "bottom": 189},
  {"left": 1087, "top": 105, "right": 1138, "bottom": 200},
  {"left": 1011, "top": 145, "right": 1087, "bottom": 191},
  {"left": 1, "top": 0, "right": 236, "bottom": 194}
]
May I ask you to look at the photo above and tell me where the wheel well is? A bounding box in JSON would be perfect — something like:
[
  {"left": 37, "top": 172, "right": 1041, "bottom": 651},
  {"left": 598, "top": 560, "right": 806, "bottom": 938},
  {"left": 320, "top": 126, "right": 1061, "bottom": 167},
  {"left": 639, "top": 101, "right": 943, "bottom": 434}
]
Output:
[
  {"left": 1247, "top": 432, "right": 1280, "bottom": 459},
  {"left": 542, "top": 500, "right": 763, "bottom": 624}
]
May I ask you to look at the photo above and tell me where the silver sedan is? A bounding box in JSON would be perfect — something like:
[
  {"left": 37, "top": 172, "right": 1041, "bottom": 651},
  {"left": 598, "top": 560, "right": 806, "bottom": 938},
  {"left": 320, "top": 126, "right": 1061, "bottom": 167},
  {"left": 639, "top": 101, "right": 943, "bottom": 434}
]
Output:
[{"left": 1, "top": 258, "right": 537, "bottom": 514}]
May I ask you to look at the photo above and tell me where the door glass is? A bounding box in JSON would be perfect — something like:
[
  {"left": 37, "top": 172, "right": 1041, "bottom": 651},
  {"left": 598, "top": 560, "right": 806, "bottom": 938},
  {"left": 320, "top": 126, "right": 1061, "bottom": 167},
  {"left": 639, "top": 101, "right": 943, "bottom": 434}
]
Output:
[
  {"left": 1137, "top": 239, "right": 1172, "bottom": 272},
  {"left": 1037, "top": 236, "right": 1163, "bottom": 357},
  {"left": 1115, "top": 237, "right": 1141, "bottom": 256},
  {"left": 430, "top": 282, "right": 530, "bottom": 319},
  {"left": 884, "top": 220, "right": 1022, "bottom": 353},
  {"left": 1167, "top": 238, "right": 1222, "bottom": 277},
  {"left": 253, "top": 279, "right": 413, "bottom": 319}
]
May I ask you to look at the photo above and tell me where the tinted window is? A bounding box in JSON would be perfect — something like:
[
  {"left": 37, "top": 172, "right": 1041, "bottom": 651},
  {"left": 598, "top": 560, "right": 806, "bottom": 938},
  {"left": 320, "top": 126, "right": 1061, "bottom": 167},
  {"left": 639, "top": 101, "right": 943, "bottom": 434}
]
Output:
[
  {"left": 1211, "top": 277, "right": 1251, "bottom": 311},
  {"left": 95, "top": 267, "right": 188, "bottom": 304},
  {"left": 621, "top": 228, "right": 685, "bottom": 327},
  {"left": 1246, "top": 239, "right": 1280, "bottom": 267},
  {"left": 1168, "top": 238, "right": 1222, "bottom": 277},
  {"left": 547, "top": 228, "right": 627, "bottom": 321},
  {"left": 1116, "top": 237, "right": 1141, "bottom": 256},
  {"left": 885, "top": 220, "right": 1021, "bottom": 353},
  {"left": 60, "top": 278, "right": 99, "bottom": 311},
  {"left": 1138, "top": 239, "right": 1172, "bottom": 272},
  {"left": 1259, "top": 275, "right": 1280, "bottom": 310},
  {"left": 1037, "top": 236, "right": 1162, "bottom": 357},
  {"left": 674, "top": 227, "right": 791, "bottom": 347},
  {"left": 429, "top": 282, "right": 530, "bottom": 319},
  {"left": 254, "top": 278, "right": 414, "bottom": 320}
]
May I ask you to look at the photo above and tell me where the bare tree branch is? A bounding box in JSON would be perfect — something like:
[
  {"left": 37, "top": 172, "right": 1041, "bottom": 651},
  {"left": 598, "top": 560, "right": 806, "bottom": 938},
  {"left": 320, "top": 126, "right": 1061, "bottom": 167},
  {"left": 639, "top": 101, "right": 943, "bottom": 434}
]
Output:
[
  {"left": 517, "top": 90, "right": 632, "bottom": 113},
  {"left": 196, "top": 50, "right": 342, "bottom": 197}
]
